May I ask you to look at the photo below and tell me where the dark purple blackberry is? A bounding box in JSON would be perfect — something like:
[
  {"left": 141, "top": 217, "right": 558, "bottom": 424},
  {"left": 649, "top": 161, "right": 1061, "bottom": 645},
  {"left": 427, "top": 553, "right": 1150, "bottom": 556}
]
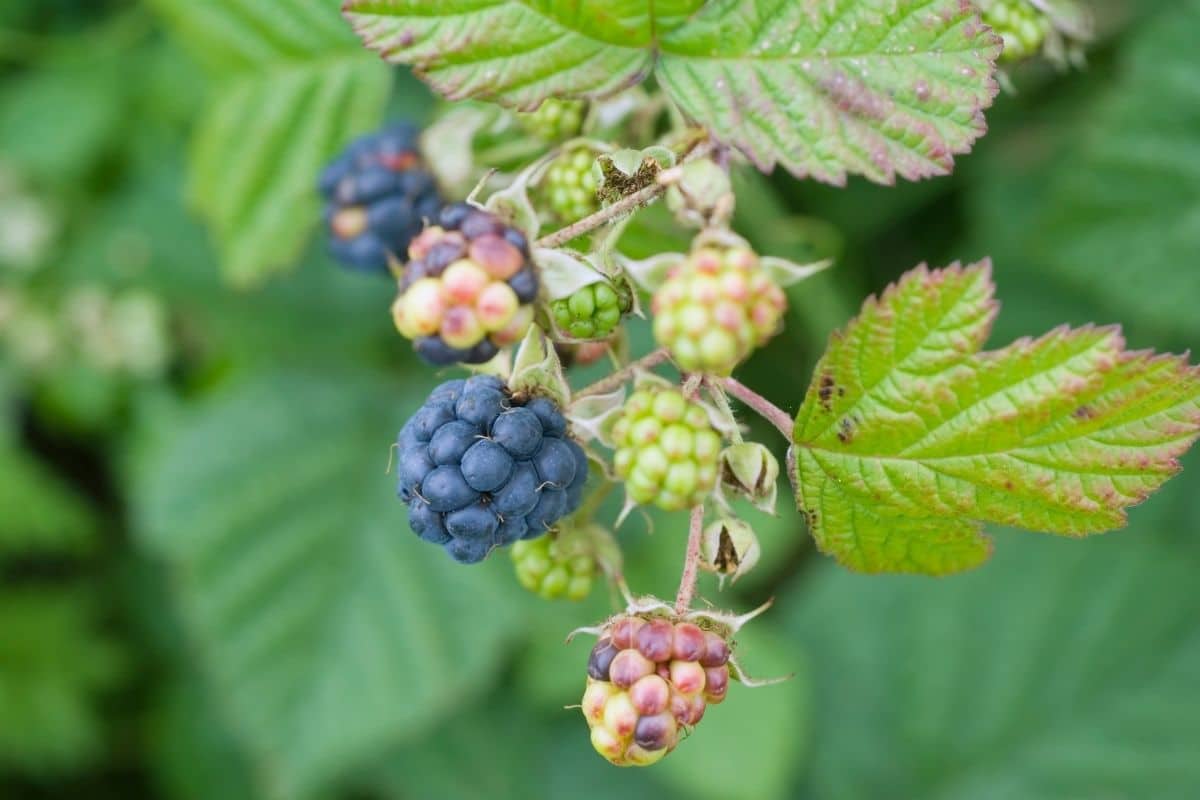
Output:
[
  {"left": 397, "top": 375, "right": 590, "bottom": 563},
  {"left": 319, "top": 123, "right": 443, "bottom": 274}
]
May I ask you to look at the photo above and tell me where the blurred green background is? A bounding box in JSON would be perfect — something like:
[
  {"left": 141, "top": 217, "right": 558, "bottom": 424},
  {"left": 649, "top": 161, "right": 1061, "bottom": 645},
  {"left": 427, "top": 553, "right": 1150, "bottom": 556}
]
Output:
[{"left": 1, "top": 1, "right": 1198, "bottom": 798}]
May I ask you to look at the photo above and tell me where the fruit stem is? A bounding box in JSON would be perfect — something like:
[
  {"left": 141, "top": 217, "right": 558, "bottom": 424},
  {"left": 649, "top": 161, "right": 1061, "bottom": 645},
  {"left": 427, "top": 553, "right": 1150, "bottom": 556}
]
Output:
[
  {"left": 534, "top": 138, "right": 714, "bottom": 249},
  {"left": 675, "top": 503, "right": 705, "bottom": 615},
  {"left": 572, "top": 348, "right": 671, "bottom": 400},
  {"left": 720, "top": 377, "right": 793, "bottom": 440}
]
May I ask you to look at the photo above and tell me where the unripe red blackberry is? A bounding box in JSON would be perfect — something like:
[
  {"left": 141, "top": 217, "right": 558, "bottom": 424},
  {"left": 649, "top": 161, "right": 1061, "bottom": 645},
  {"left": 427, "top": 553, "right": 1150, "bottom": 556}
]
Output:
[
  {"left": 610, "top": 385, "right": 722, "bottom": 511},
  {"left": 392, "top": 203, "right": 538, "bottom": 365},
  {"left": 581, "top": 613, "right": 732, "bottom": 766},
  {"left": 651, "top": 244, "right": 786, "bottom": 376}
]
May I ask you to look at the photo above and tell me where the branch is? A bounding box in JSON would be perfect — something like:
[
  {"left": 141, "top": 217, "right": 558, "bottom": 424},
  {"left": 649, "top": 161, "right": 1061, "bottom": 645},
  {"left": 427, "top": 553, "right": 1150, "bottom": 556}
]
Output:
[
  {"left": 675, "top": 504, "right": 705, "bottom": 614},
  {"left": 721, "top": 376, "right": 793, "bottom": 440},
  {"left": 571, "top": 348, "right": 671, "bottom": 400},
  {"left": 535, "top": 139, "right": 714, "bottom": 249}
]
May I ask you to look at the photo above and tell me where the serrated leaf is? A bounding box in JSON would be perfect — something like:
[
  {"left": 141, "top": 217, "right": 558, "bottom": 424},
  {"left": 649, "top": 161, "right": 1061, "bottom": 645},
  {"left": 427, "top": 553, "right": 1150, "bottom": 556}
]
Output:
[
  {"left": 790, "top": 261, "right": 1200, "bottom": 575},
  {"left": 148, "top": 0, "right": 391, "bottom": 285},
  {"left": 783, "top": 533, "right": 1200, "bottom": 798},
  {"left": 343, "top": 0, "right": 704, "bottom": 109},
  {"left": 345, "top": 0, "right": 1000, "bottom": 185},
  {"left": 657, "top": 0, "right": 1001, "bottom": 184},
  {"left": 0, "top": 588, "right": 125, "bottom": 774},
  {"left": 130, "top": 370, "right": 525, "bottom": 796}
]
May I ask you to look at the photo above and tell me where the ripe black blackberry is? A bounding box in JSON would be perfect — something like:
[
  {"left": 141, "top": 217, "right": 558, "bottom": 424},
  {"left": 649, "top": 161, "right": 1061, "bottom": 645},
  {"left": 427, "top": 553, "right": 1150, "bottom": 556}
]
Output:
[
  {"left": 319, "top": 123, "right": 443, "bottom": 274},
  {"left": 397, "top": 375, "right": 590, "bottom": 563}
]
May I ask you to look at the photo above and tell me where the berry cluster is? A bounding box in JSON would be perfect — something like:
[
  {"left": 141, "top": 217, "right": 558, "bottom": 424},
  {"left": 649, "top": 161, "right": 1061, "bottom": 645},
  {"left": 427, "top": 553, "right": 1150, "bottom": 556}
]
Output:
[
  {"left": 393, "top": 203, "right": 539, "bottom": 366},
  {"left": 582, "top": 614, "right": 731, "bottom": 766},
  {"left": 512, "top": 529, "right": 596, "bottom": 600},
  {"left": 611, "top": 386, "right": 721, "bottom": 511},
  {"left": 397, "top": 375, "right": 589, "bottom": 563},
  {"left": 652, "top": 244, "right": 786, "bottom": 376},
  {"left": 550, "top": 281, "right": 631, "bottom": 341},
  {"left": 518, "top": 98, "right": 586, "bottom": 142},
  {"left": 982, "top": 0, "right": 1052, "bottom": 61},
  {"left": 542, "top": 147, "right": 600, "bottom": 224},
  {"left": 319, "top": 124, "right": 443, "bottom": 274}
]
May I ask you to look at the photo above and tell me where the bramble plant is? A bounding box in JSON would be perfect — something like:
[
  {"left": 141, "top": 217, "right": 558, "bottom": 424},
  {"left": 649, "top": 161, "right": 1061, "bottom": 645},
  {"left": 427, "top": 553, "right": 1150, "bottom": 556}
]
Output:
[{"left": 310, "top": 0, "right": 1200, "bottom": 769}]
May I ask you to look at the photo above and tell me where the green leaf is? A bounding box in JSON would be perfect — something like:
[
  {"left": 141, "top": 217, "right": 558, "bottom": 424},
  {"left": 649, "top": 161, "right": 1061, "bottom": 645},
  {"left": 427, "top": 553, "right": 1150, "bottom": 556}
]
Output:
[
  {"left": 0, "top": 443, "right": 97, "bottom": 557},
  {"left": 147, "top": 0, "right": 391, "bottom": 285},
  {"left": 1028, "top": 1, "right": 1200, "bottom": 339},
  {"left": 656, "top": 0, "right": 1000, "bottom": 184},
  {"left": 782, "top": 533, "right": 1200, "bottom": 798},
  {"left": 0, "top": 587, "right": 125, "bottom": 774},
  {"left": 344, "top": 0, "right": 1000, "bottom": 185},
  {"left": 130, "top": 369, "right": 526, "bottom": 796},
  {"left": 790, "top": 262, "right": 1200, "bottom": 575}
]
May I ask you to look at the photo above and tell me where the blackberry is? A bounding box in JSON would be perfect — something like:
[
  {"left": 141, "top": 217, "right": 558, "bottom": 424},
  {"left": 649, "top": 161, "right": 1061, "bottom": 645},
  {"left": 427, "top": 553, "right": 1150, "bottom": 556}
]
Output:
[
  {"left": 397, "top": 375, "right": 590, "bottom": 563},
  {"left": 392, "top": 203, "right": 539, "bottom": 365},
  {"left": 517, "top": 98, "right": 586, "bottom": 142},
  {"left": 981, "top": 0, "right": 1053, "bottom": 61},
  {"left": 511, "top": 527, "right": 596, "bottom": 600},
  {"left": 581, "top": 613, "right": 732, "bottom": 766},
  {"left": 652, "top": 243, "right": 786, "bottom": 376},
  {"left": 541, "top": 146, "right": 600, "bottom": 224},
  {"left": 610, "top": 386, "right": 722, "bottom": 511},
  {"left": 550, "top": 281, "right": 631, "bottom": 341},
  {"left": 319, "top": 123, "right": 443, "bottom": 274}
]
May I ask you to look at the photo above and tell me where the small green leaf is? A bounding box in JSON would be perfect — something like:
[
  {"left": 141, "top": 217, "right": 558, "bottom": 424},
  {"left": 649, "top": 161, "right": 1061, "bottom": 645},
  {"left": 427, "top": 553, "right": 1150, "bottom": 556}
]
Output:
[
  {"left": 790, "top": 262, "right": 1200, "bottom": 575},
  {"left": 130, "top": 369, "right": 525, "bottom": 796},
  {"left": 510, "top": 326, "right": 571, "bottom": 406},
  {"left": 344, "top": 0, "right": 1000, "bottom": 185},
  {"left": 148, "top": 0, "right": 391, "bottom": 285}
]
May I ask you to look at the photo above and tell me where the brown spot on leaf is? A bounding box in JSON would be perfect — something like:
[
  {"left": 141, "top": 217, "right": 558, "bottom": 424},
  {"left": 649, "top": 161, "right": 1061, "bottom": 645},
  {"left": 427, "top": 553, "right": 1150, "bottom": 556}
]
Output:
[
  {"left": 837, "top": 417, "right": 854, "bottom": 444},
  {"left": 818, "top": 373, "right": 836, "bottom": 411},
  {"left": 1073, "top": 405, "right": 1097, "bottom": 420}
]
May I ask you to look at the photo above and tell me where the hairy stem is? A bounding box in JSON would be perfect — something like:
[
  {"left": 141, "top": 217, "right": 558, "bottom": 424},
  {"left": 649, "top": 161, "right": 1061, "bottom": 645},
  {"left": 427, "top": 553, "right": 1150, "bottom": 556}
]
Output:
[
  {"left": 675, "top": 504, "right": 706, "bottom": 614},
  {"left": 535, "top": 138, "right": 713, "bottom": 249},
  {"left": 721, "top": 376, "right": 793, "bottom": 440},
  {"left": 572, "top": 348, "right": 671, "bottom": 400}
]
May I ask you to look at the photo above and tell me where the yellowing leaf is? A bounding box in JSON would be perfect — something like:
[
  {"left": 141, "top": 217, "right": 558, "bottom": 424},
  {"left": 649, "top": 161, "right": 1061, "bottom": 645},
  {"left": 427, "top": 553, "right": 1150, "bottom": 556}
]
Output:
[{"left": 790, "top": 262, "right": 1200, "bottom": 574}]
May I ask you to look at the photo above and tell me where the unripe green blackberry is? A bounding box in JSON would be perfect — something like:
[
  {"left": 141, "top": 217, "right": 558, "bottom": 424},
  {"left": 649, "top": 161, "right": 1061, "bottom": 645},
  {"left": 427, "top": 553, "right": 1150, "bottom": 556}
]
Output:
[
  {"left": 542, "top": 147, "right": 600, "bottom": 223},
  {"left": 610, "top": 386, "right": 721, "bottom": 511},
  {"left": 550, "top": 281, "right": 631, "bottom": 341},
  {"left": 582, "top": 613, "right": 732, "bottom": 766},
  {"left": 512, "top": 527, "right": 596, "bottom": 600},
  {"left": 652, "top": 244, "right": 786, "bottom": 376},
  {"left": 518, "top": 98, "right": 586, "bottom": 142},
  {"left": 982, "top": 0, "right": 1052, "bottom": 61}
]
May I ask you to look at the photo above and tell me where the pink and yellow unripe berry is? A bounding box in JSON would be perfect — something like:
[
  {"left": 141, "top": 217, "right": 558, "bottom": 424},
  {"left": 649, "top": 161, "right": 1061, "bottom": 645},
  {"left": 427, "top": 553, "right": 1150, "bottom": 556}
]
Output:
[
  {"left": 652, "top": 245, "right": 786, "bottom": 376},
  {"left": 582, "top": 613, "right": 734, "bottom": 767}
]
